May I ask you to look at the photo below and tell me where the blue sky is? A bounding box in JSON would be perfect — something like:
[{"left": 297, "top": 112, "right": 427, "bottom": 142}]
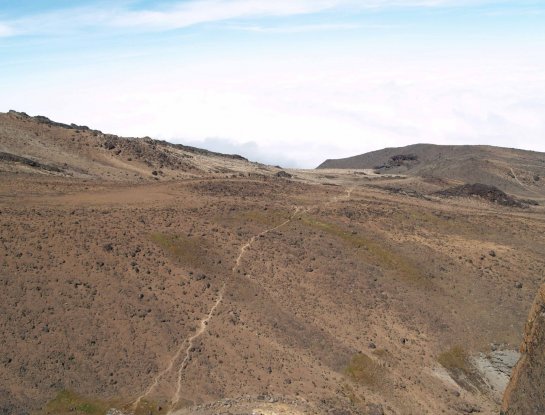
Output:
[{"left": 1, "top": 1, "right": 544, "bottom": 167}]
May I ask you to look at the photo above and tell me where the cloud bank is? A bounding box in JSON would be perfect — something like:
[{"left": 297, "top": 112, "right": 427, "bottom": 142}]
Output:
[{"left": 1, "top": 1, "right": 544, "bottom": 167}]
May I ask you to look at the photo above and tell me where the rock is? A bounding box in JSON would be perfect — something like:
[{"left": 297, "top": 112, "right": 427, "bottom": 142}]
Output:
[
  {"left": 192, "top": 273, "right": 206, "bottom": 281},
  {"left": 368, "top": 342, "right": 377, "bottom": 349},
  {"left": 106, "top": 409, "right": 130, "bottom": 415},
  {"left": 472, "top": 349, "right": 520, "bottom": 398},
  {"left": 489, "top": 250, "right": 496, "bottom": 257},
  {"left": 366, "top": 403, "right": 384, "bottom": 415},
  {"left": 455, "top": 403, "right": 481, "bottom": 413},
  {"left": 104, "top": 140, "right": 116, "bottom": 150},
  {"left": 502, "top": 283, "right": 545, "bottom": 414},
  {"left": 514, "top": 282, "right": 523, "bottom": 289},
  {"left": 275, "top": 170, "right": 292, "bottom": 178}
]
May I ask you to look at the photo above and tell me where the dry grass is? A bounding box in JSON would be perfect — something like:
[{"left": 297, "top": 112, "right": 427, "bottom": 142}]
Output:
[
  {"left": 131, "top": 398, "right": 165, "bottom": 415},
  {"left": 150, "top": 233, "right": 209, "bottom": 269},
  {"left": 301, "top": 215, "right": 428, "bottom": 286},
  {"left": 437, "top": 346, "right": 486, "bottom": 393},
  {"left": 36, "top": 390, "right": 166, "bottom": 415},
  {"left": 221, "top": 208, "right": 291, "bottom": 228},
  {"left": 36, "top": 390, "right": 110, "bottom": 415},
  {"left": 372, "top": 348, "right": 394, "bottom": 363},
  {"left": 390, "top": 209, "right": 482, "bottom": 238},
  {"left": 438, "top": 346, "right": 470, "bottom": 372},
  {"left": 344, "top": 353, "right": 383, "bottom": 387}
]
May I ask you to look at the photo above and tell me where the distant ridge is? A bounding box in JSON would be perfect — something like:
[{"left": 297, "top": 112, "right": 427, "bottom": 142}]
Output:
[{"left": 318, "top": 143, "right": 545, "bottom": 198}]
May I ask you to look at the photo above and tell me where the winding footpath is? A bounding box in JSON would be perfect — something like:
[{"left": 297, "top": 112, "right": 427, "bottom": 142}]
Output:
[
  {"left": 131, "top": 188, "right": 354, "bottom": 414},
  {"left": 131, "top": 206, "right": 304, "bottom": 414}
]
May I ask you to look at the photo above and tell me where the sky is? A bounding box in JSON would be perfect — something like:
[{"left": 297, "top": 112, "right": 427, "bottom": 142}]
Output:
[{"left": 1, "top": 1, "right": 544, "bottom": 167}]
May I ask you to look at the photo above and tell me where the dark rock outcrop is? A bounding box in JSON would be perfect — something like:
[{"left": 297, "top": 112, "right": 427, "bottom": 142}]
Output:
[
  {"left": 275, "top": 170, "right": 292, "bottom": 178},
  {"left": 0, "top": 151, "right": 62, "bottom": 172},
  {"left": 435, "top": 183, "right": 526, "bottom": 208},
  {"left": 9, "top": 110, "right": 96, "bottom": 132}
]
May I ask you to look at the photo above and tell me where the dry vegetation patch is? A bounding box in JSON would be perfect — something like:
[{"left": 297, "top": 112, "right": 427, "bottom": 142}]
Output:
[
  {"left": 438, "top": 346, "right": 486, "bottom": 393},
  {"left": 37, "top": 390, "right": 110, "bottom": 415},
  {"left": 150, "top": 233, "right": 208, "bottom": 269},
  {"left": 228, "top": 208, "right": 291, "bottom": 227},
  {"left": 344, "top": 353, "right": 384, "bottom": 388},
  {"left": 300, "top": 215, "right": 429, "bottom": 286},
  {"left": 438, "top": 346, "right": 470, "bottom": 373}
]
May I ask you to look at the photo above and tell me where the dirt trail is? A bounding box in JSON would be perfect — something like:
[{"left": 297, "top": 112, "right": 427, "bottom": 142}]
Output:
[
  {"left": 510, "top": 167, "right": 540, "bottom": 196},
  {"left": 167, "top": 214, "right": 298, "bottom": 413},
  {"left": 324, "top": 186, "right": 354, "bottom": 208},
  {"left": 130, "top": 206, "right": 305, "bottom": 414},
  {"left": 168, "top": 285, "right": 226, "bottom": 412},
  {"left": 131, "top": 190, "right": 353, "bottom": 415},
  {"left": 166, "top": 211, "right": 301, "bottom": 413}
]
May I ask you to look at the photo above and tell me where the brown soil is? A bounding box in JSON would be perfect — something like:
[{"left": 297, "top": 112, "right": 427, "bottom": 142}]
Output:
[{"left": 1, "top": 113, "right": 545, "bottom": 415}]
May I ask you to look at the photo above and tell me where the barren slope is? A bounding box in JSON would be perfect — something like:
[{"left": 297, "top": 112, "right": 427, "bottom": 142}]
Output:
[
  {"left": 1, "top": 114, "right": 544, "bottom": 415},
  {"left": 0, "top": 110, "right": 276, "bottom": 182}
]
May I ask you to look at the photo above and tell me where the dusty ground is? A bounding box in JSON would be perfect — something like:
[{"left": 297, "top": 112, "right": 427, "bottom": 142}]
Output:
[
  {"left": 1, "top": 112, "right": 545, "bottom": 415},
  {"left": 1, "top": 173, "right": 544, "bottom": 415}
]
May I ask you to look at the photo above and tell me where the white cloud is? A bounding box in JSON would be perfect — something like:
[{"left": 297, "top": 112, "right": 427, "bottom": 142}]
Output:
[
  {"left": 0, "top": 0, "right": 352, "bottom": 37},
  {"left": 3, "top": 43, "right": 543, "bottom": 167},
  {"left": 227, "top": 23, "right": 367, "bottom": 34},
  {"left": 108, "top": 0, "right": 345, "bottom": 30},
  {"left": 0, "top": 0, "right": 528, "bottom": 37},
  {"left": 0, "top": 23, "right": 16, "bottom": 37},
  {"left": 181, "top": 138, "right": 301, "bottom": 167}
]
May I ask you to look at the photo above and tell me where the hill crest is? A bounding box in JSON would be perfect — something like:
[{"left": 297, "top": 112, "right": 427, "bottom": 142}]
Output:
[{"left": 318, "top": 143, "right": 545, "bottom": 198}]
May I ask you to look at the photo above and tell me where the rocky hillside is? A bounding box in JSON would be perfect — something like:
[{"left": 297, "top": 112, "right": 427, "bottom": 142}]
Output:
[
  {"left": 318, "top": 144, "right": 545, "bottom": 199},
  {"left": 1, "top": 112, "right": 544, "bottom": 415},
  {"left": 0, "top": 110, "right": 272, "bottom": 182},
  {"left": 502, "top": 283, "right": 545, "bottom": 415}
]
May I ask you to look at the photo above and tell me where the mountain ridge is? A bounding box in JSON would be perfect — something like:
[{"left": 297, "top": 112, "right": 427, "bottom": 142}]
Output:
[{"left": 317, "top": 143, "right": 545, "bottom": 198}]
